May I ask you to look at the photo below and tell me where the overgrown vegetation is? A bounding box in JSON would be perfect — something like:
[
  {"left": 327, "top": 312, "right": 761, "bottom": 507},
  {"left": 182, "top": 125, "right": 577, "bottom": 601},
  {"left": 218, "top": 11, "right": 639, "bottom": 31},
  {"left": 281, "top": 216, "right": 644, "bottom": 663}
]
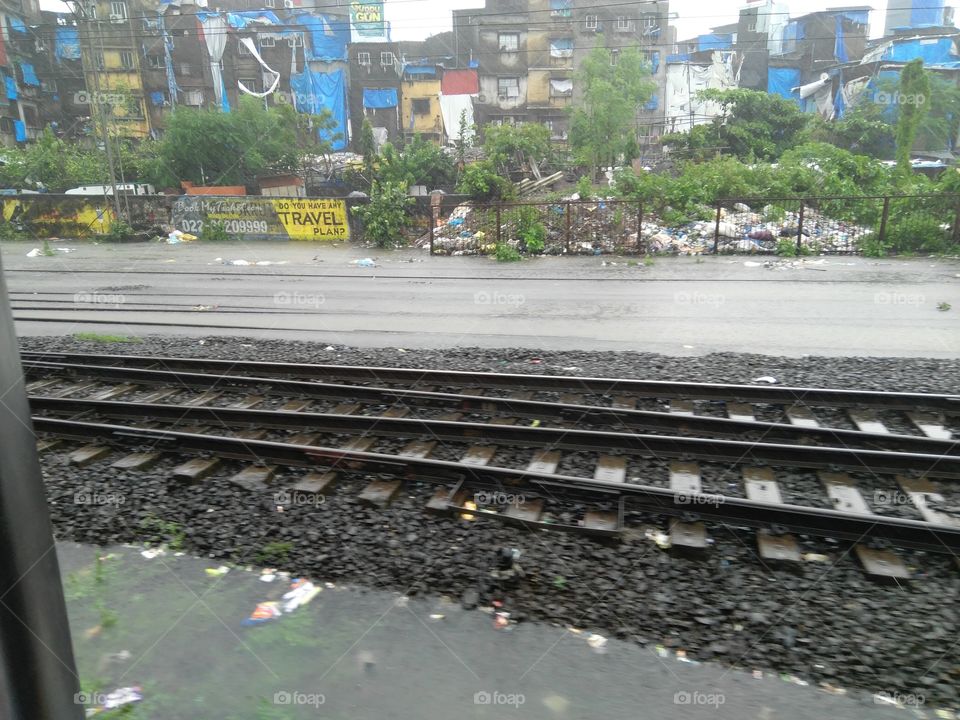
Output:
[
  {"left": 507, "top": 206, "right": 546, "bottom": 254},
  {"left": 73, "top": 332, "right": 142, "bottom": 344},
  {"left": 199, "top": 219, "right": 232, "bottom": 243},
  {"left": 457, "top": 160, "right": 515, "bottom": 201},
  {"left": 351, "top": 181, "right": 415, "bottom": 248}
]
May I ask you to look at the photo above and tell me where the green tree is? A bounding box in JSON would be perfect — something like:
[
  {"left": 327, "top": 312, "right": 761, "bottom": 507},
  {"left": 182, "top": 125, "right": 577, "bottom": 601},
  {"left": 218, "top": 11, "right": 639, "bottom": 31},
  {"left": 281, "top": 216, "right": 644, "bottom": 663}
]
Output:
[
  {"left": 569, "top": 47, "right": 655, "bottom": 173},
  {"left": 358, "top": 118, "right": 377, "bottom": 185},
  {"left": 454, "top": 109, "right": 473, "bottom": 169},
  {"left": 351, "top": 181, "right": 415, "bottom": 247},
  {"left": 483, "top": 122, "right": 552, "bottom": 176},
  {"left": 374, "top": 135, "right": 455, "bottom": 189},
  {"left": 895, "top": 59, "right": 931, "bottom": 171},
  {"left": 806, "top": 104, "right": 895, "bottom": 159},
  {"left": 662, "top": 88, "right": 810, "bottom": 161}
]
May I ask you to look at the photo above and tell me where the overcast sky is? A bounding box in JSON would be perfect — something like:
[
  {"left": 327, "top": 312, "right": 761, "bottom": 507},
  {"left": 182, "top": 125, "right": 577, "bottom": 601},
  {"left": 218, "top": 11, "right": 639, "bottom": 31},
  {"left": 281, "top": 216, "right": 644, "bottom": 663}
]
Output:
[{"left": 386, "top": 1, "right": 960, "bottom": 42}]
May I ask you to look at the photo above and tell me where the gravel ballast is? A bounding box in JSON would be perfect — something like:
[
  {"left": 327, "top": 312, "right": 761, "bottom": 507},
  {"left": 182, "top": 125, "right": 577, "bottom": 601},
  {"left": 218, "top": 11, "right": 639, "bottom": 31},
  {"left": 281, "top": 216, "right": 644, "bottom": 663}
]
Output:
[{"left": 20, "top": 335, "right": 960, "bottom": 709}]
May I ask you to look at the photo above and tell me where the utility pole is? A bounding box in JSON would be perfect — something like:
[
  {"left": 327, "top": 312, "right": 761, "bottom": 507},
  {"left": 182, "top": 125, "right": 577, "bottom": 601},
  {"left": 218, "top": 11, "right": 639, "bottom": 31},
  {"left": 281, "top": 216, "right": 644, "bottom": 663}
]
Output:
[{"left": 73, "top": 2, "right": 122, "bottom": 220}]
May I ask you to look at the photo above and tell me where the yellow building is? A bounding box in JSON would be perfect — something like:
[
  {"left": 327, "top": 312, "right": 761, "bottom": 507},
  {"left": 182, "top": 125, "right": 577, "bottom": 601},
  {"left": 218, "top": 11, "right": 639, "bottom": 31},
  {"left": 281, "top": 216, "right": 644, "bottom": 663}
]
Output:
[
  {"left": 78, "top": 1, "right": 151, "bottom": 139},
  {"left": 400, "top": 67, "right": 442, "bottom": 143}
]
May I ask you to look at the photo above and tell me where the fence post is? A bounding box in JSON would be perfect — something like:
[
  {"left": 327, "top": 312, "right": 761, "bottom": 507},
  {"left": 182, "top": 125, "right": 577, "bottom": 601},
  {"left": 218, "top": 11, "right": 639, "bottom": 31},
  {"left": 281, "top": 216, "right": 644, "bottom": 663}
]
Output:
[
  {"left": 796, "top": 200, "right": 805, "bottom": 253},
  {"left": 428, "top": 203, "right": 436, "bottom": 256},
  {"left": 636, "top": 201, "right": 643, "bottom": 254},
  {"left": 496, "top": 203, "right": 502, "bottom": 247},
  {"left": 713, "top": 203, "right": 721, "bottom": 254},
  {"left": 565, "top": 202, "right": 572, "bottom": 253},
  {"left": 878, "top": 196, "right": 891, "bottom": 246}
]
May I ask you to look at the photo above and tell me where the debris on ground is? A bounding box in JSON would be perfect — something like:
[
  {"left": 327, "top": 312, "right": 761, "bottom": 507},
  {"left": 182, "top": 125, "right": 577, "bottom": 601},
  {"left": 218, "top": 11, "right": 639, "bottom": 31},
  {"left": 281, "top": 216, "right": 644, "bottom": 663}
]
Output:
[
  {"left": 350, "top": 257, "right": 377, "bottom": 267},
  {"left": 751, "top": 376, "right": 778, "bottom": 384}
]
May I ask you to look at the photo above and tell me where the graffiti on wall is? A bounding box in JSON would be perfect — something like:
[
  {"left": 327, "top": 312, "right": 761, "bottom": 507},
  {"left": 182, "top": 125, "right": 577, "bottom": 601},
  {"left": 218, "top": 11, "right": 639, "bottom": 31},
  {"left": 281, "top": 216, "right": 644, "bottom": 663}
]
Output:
[{"left": 2, "top": 197, "right": 115, "bottom": 236}]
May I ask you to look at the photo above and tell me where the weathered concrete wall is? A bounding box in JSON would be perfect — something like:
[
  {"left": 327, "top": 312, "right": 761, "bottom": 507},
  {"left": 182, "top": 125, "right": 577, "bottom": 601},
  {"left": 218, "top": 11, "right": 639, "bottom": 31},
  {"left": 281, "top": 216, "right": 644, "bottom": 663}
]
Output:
[{"left": 1, "top": 194, "right": 353, "bottom": 241}]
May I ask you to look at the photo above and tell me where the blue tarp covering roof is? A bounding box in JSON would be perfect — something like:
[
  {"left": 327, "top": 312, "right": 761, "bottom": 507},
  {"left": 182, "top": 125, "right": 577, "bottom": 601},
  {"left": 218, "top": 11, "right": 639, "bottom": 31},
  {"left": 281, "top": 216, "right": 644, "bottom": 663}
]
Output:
[
  {"left": 55, "top": 28, "right": 81, "bottom": 61},
  {"left": 644, "top": 93, "right": 658, "bottom": 111},
  {"left": 650, "top": 50, "right": 660, "bottom": 74},
  {"left": 834, "top": 9, "right": 869, "bottom": 26},
  {"left": 666, "top": 53, "right": 690, "bottom": 63},
  {"left": 9, "top": 17, "right": 26, "bottom": 33},
  {"left": 150, "top": 91, "right": 165, "bottom": 105},
  {"left": 912, "top": 0, "right": 946, "bottom": 27},
  {"left": 768, "top": 67, "right": 801, "bottom": 103},
  {"left": 290, "top": 68, "right": 347, "bottom": 151},
  {"left": 223, "top": 11, "right": 280, "bottom": 29},
  {"left": 19, "top": 63, "right": 38, "bottom": 87},
  {"left": 363, "top": 87, "right": 397, "bottom": 109},
  {"left": 882, "top": 37, "right": 960, "bottom": 67},
  {"left": 4, "top": 76, "right": 16, "bottom": 100},
  {"left": 13, "top": 120, "right": 25, "bottom": 141},
  {"left": 292, "top": 13, "right": 349, "bottom": 62},
  {"left": 698, "top": 33, "right": 733, "bottom": 52},
  {"left": 834, "top": 16, "right": 849, "bottom": 63},
  {"left": 403, "top": 65, "right": 437, "bottom": 77}
]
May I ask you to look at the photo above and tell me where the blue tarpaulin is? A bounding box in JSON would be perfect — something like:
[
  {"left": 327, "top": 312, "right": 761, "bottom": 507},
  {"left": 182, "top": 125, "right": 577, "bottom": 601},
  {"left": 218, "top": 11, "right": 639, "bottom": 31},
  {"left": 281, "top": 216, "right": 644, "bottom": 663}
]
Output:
[
  {"left": 292, "top": 13, "right": 349, "bottom": 62},
  {"left": 5, "top": 76, "right": 16, "bottom": 100},
  {"left": 150, "top": 91, "right": 165, "bottom": 105},
  {"left": 19, "top": 63, "right": 38, "bottom": 87},
  {"left": 9, "top": 17, "right": 26, "bottom": 33},
  {"left": 290, "top": 68, "right": 347, "bottom": 151},
  {"left": 223, "top": 11, "right": 280, "bottom": 29},
  {"left": 650, "top": 51, "right": 660, "bottom": 74},
  {"left": 549, "top": 38, "right": 573, "bottom": 57},
  {"left": 403, "top": 65, "right": 436, "bottom": 77},
  {"left": 883, "top": 37, "right": 960, "bottom": 67},
  {"left": 644, "top": 94, "right": 659, "bottom": 111},
  {"left": 13, "top": 120, "right": 25, "bottom": 141},
  {"left": 55, "top": 28, "right": 81, "bottom": 61},
  {"left": 363, "top": 87, "right": 397, "bottom": 109},
  {"left": 912, "top": 0, "right": 946, "bottom": 27},
  {"left": 698, "top": 33, "right": 732, "bottom": 52},
  {"left": 834, "top": 16, "right": 848, "bottom": 63},
  {"left": 834, "top": 87, "right": 846, "bottom": 119},
  {"left": 768, "top": 67, "right": 801, "bottom": 103},
  {"left": 835, "top": 9, "right": 869, "bottom": 26},
  {"left": 549, "top": 0, "right": 571, "bottom": 16},
  {"left": 666, "top": 53, "right": 690, "bottom": 63}
]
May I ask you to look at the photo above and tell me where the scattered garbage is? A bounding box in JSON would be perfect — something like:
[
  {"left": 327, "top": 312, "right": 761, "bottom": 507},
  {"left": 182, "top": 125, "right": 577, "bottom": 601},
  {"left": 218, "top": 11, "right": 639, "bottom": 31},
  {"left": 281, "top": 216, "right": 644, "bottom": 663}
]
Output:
[
  {"left": 242, "top": 601, "right": 282, "bottom": 626},
  {"left": 281, "top": 579, "right": 320, "bottom": 613},
  {"left": 27, "top": 246, "right": 73, "bottom": 257},
  {"left": 751, "top": 376, "right": 778, "bottom": 384},
  {"left": 214, "top": 258, "right": 288, "bottom": 266},
  {"left": 802, "top": 553, "right": 830, "bottom": 563},
  {"left": 91, "top": 686, "right": 143, "bottom": 713},
  {"left": 166, "top": 230, "right": 197, "bottom": 244},
  {"left": 542, "top": 695, "right": 571, "bottom": 713},
  {"left": 205, "top": 566, "right": 230, "bottom": 577},
  {"left": 140, "top": 548, "right": 166, "bottom": 559},
  {"left": 351, "top": 257, "right": 377, "bottom": 267},
  {"left": 259, "top": 569, "right": 278, "bottom": 582}
]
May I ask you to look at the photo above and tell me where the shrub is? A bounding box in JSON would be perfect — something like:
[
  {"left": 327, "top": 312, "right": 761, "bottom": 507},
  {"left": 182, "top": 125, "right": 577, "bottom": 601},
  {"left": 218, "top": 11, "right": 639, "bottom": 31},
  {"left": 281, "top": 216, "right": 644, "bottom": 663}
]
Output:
[
  {"left": 506, "top": 206, "right": 546, "bottom": 254},
  {"left": 457, "top": 160, "right": 514, "bottom": 202},
  {"left": 494, "top": 243, "right": 522, "bottom": 262},
  {"left": 351, "top": 181, "right": 415, "bottom": 248},
  {"left": 199, "top": 219, "right": 232, "bottom": 243},
  {"left": 101, "top": 218, "right": 135, "bottom": 243}
]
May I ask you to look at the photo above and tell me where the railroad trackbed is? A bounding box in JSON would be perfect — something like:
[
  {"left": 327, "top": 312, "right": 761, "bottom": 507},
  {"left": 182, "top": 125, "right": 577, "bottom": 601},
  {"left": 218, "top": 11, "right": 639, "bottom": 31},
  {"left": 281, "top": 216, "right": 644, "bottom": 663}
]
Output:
[{"left": 22, "top": 352, "right": 960, "bottom": 576}]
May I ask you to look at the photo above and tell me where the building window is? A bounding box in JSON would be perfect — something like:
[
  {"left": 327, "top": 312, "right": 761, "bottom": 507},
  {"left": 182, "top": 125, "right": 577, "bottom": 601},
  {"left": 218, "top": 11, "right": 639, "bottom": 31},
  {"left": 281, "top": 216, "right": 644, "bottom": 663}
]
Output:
[
  {"left": 239, "top": 41, "right": 250, "bottom": 55},
  {"left": 85, "top": 2, "right": 96, "bottom": 19},
  {"left": 119, "top": 50, "right": 134, "bottom": 67},
  {"left": 288, "top": 34, "right": 303, "bottom": 48},
  {"left": 412, "top": 98, "right": 430, "bottom": 114},
  {"left": 146, "top": 54, "right": 163, "bottom": 69},
  {"left": 380, "top": 51, "right": 393, "bottom": 65},
  {"left": 95, "top": 51, "right": 105, "bottom": 70},
  {"left": 357, "top": 51, "right": 371, "bottom": 65},
  {"left": 747, "top": 19, "right": 757, "bottom": 32},
  {"left": 616, "top": 16, "right": 631, "bottom": 31},
  {"left": 585, "top": 15, "right": 598, "bottom": 30},
  {"left": 497, "top": 77, "right": 520, "bottom": 99},
  {"left": 642, "top": 17, "right": 658, "bottom": 31},
  {"left": 260, "top": 35, "right": 275, "bottom": 47},
  {"left": 498, "top": 32, "right": 519, "bottom": 52},
  {"left": 180, "top": 63, "right": 191, "bottom": 75},
  {"left": 142, "top": 18, "right": 160, "bottom": 31},
  {"left": 183, "top": 90, "right": 202, "bottom": 106},
  {"left": 110, "top": 1, "right": 127, "bottom": 20},
  {"left": 264, "top": 0, "right": 275, "bottom": 6},
  {"left": 239, "top": 78, "right": 258, "bottom": 92}
]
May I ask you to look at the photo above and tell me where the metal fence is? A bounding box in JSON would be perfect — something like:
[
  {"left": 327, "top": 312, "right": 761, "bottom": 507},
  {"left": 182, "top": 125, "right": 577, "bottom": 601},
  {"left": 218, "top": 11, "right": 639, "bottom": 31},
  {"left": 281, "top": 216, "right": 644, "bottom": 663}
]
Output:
[{"left": 425, "top": 194, "right": 960, "bottom": 256}]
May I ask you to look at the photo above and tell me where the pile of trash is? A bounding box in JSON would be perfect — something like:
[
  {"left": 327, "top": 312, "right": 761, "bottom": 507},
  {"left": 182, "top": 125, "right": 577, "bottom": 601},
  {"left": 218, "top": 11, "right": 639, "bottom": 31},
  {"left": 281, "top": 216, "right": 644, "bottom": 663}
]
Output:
[
  {"left": 420, "top": 200, "right": 872, "bottom": 256},
  {"left": 641, "top": 203, "right": 871, "bottom": 255}
]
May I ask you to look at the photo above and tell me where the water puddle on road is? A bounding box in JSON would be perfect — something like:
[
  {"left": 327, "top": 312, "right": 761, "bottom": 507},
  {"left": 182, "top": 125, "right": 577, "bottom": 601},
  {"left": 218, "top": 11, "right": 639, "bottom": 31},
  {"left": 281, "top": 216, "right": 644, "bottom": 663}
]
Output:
[{"left": 57, "top": 542, "right": 905, "bottom": 719}]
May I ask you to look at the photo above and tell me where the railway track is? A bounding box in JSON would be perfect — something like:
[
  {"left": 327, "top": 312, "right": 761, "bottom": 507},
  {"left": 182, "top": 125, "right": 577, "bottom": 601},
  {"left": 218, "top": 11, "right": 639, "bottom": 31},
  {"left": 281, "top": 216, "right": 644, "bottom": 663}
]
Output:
[{"left": 23, "top": 353, "right": 960, "bottom": 576}]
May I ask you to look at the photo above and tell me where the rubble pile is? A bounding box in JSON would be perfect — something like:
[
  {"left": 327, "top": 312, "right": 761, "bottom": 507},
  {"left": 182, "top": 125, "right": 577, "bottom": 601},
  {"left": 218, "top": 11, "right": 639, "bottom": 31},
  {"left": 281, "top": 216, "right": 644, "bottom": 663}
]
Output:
[{"left": 420, "top": 201, "right": 873, "bottom": 256}]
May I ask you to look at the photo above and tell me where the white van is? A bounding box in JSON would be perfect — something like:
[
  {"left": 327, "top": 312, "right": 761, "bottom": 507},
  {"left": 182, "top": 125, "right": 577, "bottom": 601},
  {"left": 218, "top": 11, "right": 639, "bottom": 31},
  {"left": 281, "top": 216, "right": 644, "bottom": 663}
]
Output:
[{"left": 64, "top": 183, "right": 156, "bottom": 196}]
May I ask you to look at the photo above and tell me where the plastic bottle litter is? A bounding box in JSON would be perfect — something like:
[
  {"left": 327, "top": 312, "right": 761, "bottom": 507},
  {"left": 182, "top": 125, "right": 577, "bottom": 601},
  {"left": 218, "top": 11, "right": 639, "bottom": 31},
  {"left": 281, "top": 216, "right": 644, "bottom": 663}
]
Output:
[
  {"left": 351, "top": 258, "right": 377, "bottom": 267},
  {"left": 282, "top": 579, "right": 320, "bottom": 613}
]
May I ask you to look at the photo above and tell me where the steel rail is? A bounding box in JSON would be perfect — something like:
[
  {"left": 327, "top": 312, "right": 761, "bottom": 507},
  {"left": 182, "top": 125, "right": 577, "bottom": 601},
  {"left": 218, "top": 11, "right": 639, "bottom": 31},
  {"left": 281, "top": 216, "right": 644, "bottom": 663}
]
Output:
[
  {"left": 30, "top": 416, "right": 960, "bottom": 553},
  {"left": 22, "top": 360, "right": 960, "bottom": 458},
  {"left": 28, "top": 396, "right": 960, "bottom": 477},
  {"left": 21, "top": 352, "right": 960, "bottom": 411}
]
